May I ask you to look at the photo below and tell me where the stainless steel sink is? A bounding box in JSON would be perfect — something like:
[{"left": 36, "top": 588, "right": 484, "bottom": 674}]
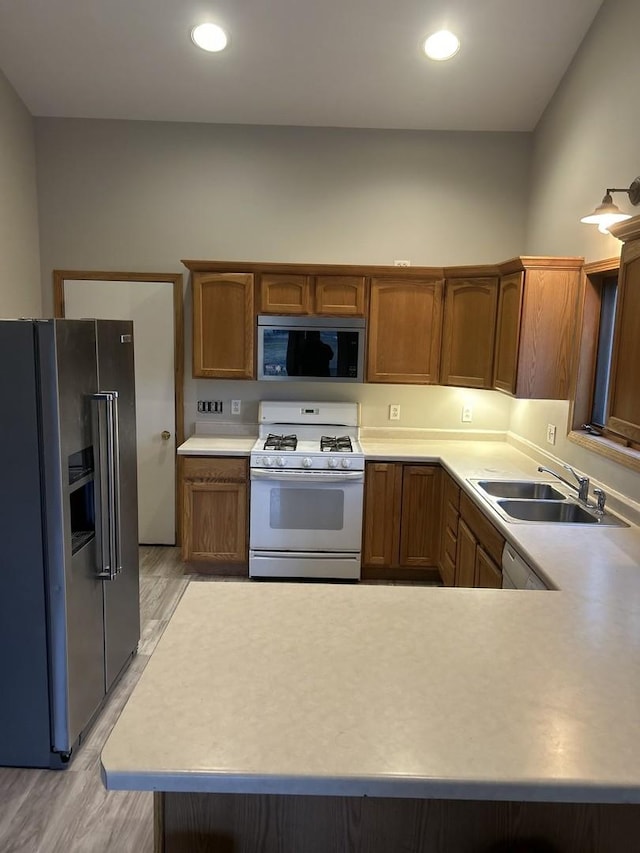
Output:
[
  {"left": 476, "top": 480, "right": 566, "bottom": 500},
  {"left": 496, "top": 499, "right": 628, "bottom": 527}
]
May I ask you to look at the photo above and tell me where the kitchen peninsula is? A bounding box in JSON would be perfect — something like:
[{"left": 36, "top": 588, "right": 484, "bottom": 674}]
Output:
[{"left": 103, "top": 440, "right": 640, "bottom": 852}]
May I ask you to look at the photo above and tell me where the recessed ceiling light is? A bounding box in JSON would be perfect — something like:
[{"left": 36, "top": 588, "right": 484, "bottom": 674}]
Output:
[
  {"left": 191, "top": 23, "right": 228, "bottom": 53},
  {"left": 423, "top": 30, "right": 460, "bottom": 61}
]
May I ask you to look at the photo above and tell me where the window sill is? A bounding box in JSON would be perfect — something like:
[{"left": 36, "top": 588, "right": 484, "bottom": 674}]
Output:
[{"left": 568, "top": 430, "right": 640, "bottom": 474}]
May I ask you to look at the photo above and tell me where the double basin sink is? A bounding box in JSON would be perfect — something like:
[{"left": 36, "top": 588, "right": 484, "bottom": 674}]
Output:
[{"left": 469, "top": 479, "right": 628, "bottom": 527}]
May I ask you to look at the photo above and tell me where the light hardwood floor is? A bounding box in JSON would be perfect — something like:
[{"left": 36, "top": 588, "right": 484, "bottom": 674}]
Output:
[{"left": 0, "top": 546, "right": 200, "bottom": 853}]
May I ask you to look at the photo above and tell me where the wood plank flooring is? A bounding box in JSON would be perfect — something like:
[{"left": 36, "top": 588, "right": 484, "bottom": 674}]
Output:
[{"left": 0, "top": 546, "right": 196, "bottom": 853}]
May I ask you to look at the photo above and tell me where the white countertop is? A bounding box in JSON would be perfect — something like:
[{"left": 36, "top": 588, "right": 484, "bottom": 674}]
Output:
[
  {"left": 178, "top": 435, "right": 256, "bottom": 455},
  {"left": 103, "top": 437, "right": 640, "bottom": 802}
]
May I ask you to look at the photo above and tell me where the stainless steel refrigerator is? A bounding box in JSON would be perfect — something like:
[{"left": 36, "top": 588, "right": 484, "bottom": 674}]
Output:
[{"left": 0, "top": 318, "right": 140, "bottom": 768}]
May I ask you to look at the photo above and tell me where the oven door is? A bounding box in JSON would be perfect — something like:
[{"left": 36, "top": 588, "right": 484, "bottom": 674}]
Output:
[{"left": 249, "top": 468, "right": 364, "bottom": 552}]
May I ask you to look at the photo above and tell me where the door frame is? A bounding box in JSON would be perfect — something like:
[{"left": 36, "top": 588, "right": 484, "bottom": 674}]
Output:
[{"left": 53, "top": 269, "right": 184, "bottom": 543}]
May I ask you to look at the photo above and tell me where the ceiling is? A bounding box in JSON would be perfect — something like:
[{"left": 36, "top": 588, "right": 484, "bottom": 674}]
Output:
[{"left": 0, "top": 0, "right": 604, "bottom": 132}]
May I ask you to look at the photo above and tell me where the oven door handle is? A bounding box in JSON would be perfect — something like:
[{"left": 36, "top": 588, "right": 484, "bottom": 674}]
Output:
[{"left": 250, "top": 469, "right": 364, "bottom": 483}]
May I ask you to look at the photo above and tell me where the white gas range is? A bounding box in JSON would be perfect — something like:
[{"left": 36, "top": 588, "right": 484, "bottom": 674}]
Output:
[{"left": 249, "top": 401, "right": 364, "bottom": 580}]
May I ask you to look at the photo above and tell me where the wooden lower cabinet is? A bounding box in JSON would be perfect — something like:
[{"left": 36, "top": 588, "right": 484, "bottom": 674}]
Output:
[
  {"left": 438, "top": 471, "right": 460, "bottom": 586},
  {"left": 156, "top": 790, "right": 640, "bottom": 853},
  {"left": 454, "top": 519, "right": 477, "bottom": 588},
  {"left": 455, "top": 492, "right": 505, "bottom": 588},
  {"left": 181, "top": 456, "right": 248, "bottom": 574},
  {"left": 475, "top": 545, "right": 503, "bottom": 589},
  {"left": 362, "top": 462, "right": 441, "bottom": 580}
]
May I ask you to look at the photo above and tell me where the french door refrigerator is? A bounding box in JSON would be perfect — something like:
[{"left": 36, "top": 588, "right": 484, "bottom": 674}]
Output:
[{"left": 0, "top": 318, "right": 140, "bottom": 768}]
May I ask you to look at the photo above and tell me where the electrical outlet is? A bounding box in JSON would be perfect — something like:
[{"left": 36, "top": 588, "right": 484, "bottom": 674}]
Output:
[
  {"left": 389, "top": 404, "right": 401, "bottom": 421},
  {"left": 546, "top": 423, "right": 557, "bottom": 445},
  {"left": 231, "top": 400, "right": 241, "bottom": 415},
  {"left": 197, "top": 400, "right": 223, "bottom": 414},
  {"left": 461, "top": 405, "right": 473, "bottom": 423},
  {"left": 394, "top": 260, "right": 411, "bottom": 267}
]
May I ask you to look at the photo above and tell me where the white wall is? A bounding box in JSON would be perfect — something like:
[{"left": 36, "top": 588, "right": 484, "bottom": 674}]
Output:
[
  {"left": 189, "top": 380, "right": 512, "bottom": 438},
  {"left": 513, "top": 0, "right": 640, "bottom": 504},
  {"left": 0, "top": 69, "right": 41, "bottom": 317}
]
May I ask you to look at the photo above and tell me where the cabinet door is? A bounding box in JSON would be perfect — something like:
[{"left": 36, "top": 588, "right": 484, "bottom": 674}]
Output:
[
  {"left": 314, "top": 276, "right": 365, "bottom": 316},
  {"left": 399, "top": 466, "right": 441, "bottom": 567},
  {"left": 606, "top": 240, "right": 640, "bottom": 442},
  {"left": 192, "top": 273, "right": 254, "bottom": 379},
  {"left": 441, "top": 278, "right": 498, "bottom": 388},
  {"left": 362, "top": 462, "right": 401, "bottom": 567},
  {"left": 367, "top": 279, "right": 443, "bottom": 383},
  {"left": 475, "top": 546, "right": 503, "bottom": 589},
  {"left": 516, "top": 267, "right": 580, "bottom": 399},
  {"left": 493, "top": 272, "right": 524, "bottom": 394},
  {"left": 182, "top": 481, "right": 247, "bottom": 563},
  {"left": 455, "top": 519, "right": 477, "bottom": 588},
  {"left": 260, "top": 274, "right": 311, "bottom": 314}
]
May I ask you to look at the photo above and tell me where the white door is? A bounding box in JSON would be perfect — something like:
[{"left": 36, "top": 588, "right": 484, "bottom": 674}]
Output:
[{"left": 63, "top": 279, "right": 176, "bottom": 544}]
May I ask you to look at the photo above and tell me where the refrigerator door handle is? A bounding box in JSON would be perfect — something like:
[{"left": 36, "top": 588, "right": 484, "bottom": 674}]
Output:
[{"left": 91, "top": 392, "right": 122, "bottom": 580}]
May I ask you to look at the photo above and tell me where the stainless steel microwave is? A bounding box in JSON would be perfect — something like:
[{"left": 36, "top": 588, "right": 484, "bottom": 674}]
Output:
[{"left": 257, "top": 315, "right": 365, "bottom": 381}]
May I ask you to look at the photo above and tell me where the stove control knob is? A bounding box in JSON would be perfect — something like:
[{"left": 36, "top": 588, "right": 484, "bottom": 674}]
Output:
[
  {"left": 276, "top": 456, "right": 286, "bottom": 467},
  {"left": 328, "top": 458, "right": 339, "bottom": 469},
  {"left": 302, "top": 457, "right": 313, "bottom": 468},
  {"left": 341, "top": 458, "right": 352, "bottom": 469},
  {"left": 264, "top": 456, "right": 275, "bottom": 467}
]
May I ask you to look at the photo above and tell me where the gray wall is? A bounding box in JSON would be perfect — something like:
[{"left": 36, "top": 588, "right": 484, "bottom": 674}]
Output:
[
  {"left": 513, "top": 0, "right": 640, "bottom": 504},
  {"left": 35, "top": 119, "right": 531, "bottom": 312},
  {"left": 0, "top": 70, "right": 41, "bottom": 317},
  {"left": 34, "top": 118, "right": 528, "bottom": 437},
  {"left": 526, "top": 0, "right": 638, "bottom": 262}
]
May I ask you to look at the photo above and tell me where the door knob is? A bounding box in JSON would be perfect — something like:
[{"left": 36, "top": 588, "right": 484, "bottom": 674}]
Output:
[{"left": 161, "top": 430, "right": 171, "bottom": 440}]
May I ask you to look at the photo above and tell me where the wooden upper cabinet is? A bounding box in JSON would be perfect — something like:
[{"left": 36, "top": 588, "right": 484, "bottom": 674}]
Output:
[
  {"left": 493, "top": 272, "right": 524, "bottom": 394},
  {"left": 192, "top": 272, "right": 254, "bottom": 379},
  {"left": 492, "top": 259, "right": 582, "bottom": 399},
  {"left": 259, "top": 273, "right": 365, "bottom": 316},
  {"left": 260, "top": 274, "right": 311, "bottom": 314},
  {"left": 367, "top": 278, "right": 443, "bottom": 384},
  {"left": 606, "top": 232, "right": 640, "bottom": 442},
  {"left": 314, "top": 275, "right": 365, "bottom": 316},
  {"left": 440, "top": 277, "right": 498, "bottom": 388}
]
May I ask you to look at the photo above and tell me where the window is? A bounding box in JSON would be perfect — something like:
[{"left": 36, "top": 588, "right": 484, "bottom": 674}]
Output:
[
  {"left": 590, "top": 274, "right": 617, "bottom": 427},
  {"left": 570, "top": 257, "right": 640, "bottom": 470}
]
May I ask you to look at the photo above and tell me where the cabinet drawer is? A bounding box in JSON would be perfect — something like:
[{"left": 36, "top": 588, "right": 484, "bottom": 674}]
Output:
[
  {"left": 440, "top": 551, "right": 456, "bottom": 587},
  {"left": 182, "top": 456, "right": 248, "bottom": 483},
  {"left": 444, "top": 502, "right": 459, "bottom": 537},
  {"left": 459, "top": 491, "right": 504, "bottom": 566},
  {"left": 443, "top": 472, "right": 460, "bottom": 511},
  {"left": 443, "top": 524, "right": 458, "bottom": 565}
]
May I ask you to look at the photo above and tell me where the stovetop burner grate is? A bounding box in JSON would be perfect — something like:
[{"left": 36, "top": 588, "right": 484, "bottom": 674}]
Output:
[
  {"left": 320, "top": 435, "right": 353, "bottom": 452},
  {"left": 263, "top": 433, "right": 298, "bottom": 451}
]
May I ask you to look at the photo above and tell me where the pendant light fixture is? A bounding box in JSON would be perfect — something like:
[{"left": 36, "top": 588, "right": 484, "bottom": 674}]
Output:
[{"left": 580, "top": 176, "right": 640, "bottom": 234}]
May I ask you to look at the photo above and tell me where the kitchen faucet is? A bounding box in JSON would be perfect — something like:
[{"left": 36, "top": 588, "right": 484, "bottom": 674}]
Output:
[{"left": 537, "top": 463, "right": 590, "bottom": 503}]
